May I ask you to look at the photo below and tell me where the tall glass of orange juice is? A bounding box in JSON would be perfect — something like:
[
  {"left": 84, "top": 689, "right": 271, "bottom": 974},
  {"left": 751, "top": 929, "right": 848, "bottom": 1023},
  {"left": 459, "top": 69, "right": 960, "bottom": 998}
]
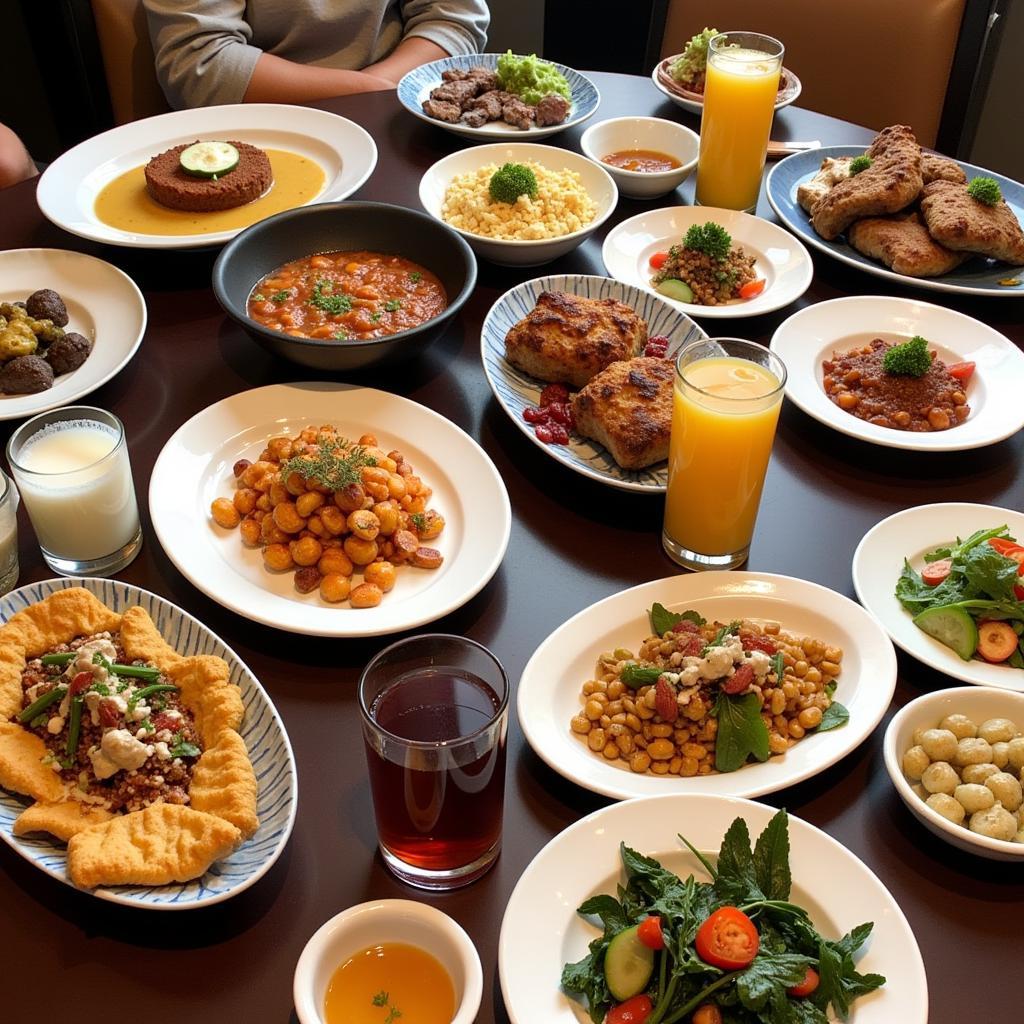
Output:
[
  {"left": 695, "top": 32, "right": 784, "bottom": 212},
  {"left": 662, "top": 338, "right": 786, "bottom": 570}
]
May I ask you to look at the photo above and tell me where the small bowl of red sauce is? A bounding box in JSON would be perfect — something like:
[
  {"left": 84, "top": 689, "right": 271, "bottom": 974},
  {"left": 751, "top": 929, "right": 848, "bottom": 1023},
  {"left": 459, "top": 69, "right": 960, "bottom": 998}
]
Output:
[
  {"left": 581, "top": 116, "right": 699, "bottom": 199},
  {"left": 293, "top": 899, "right": 483, "bottom": 1024},
  {"left": 212, "top": 201, "right": 477, "bottom": 372}
]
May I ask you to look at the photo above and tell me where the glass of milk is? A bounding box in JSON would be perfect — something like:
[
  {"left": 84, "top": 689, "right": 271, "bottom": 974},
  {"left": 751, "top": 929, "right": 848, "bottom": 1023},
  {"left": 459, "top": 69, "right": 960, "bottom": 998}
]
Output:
[
  {"left": 6, "top": 407, "right": 142, "bottom": 577},
  {"left": 0, "top": 470, "right": 18, "bottom": 593}
]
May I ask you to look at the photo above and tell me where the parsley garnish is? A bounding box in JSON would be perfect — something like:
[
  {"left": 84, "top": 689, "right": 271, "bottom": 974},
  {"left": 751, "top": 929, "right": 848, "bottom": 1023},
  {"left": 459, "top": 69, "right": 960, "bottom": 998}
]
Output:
[
  {"left": 89, "top": 681, "right": 111, "bottom": 696},
  {"left": 169, "top": 733, "right": 201, "bottom": 759},
  {"left": 384, "top": 299, "right": 402, "bottom": 312},
  {"left": 372, "top": 992, "right": 388, "bottom": 1008},
  {"left": 309, "top": 279, "right": 352, "bottom": 315},
  {"left": 30, "top": 713, "right": 48, "bottom": 728},
  {"left": 369, "top": 312, "right": 382, "bottom": 323},
  {"left": 279, "top": 437, "right": 376, "bottom": 492},
  {"left": 252, "top": 292, "right": 266, "bottom": 302},
  {"left": 967, "top": 176, "right": 1001, "bottom": 206},
  {"left": 849, "top": 154, "right": 872, "bottom": 175},
  {"left": 683, "top": 222, "right": 732, "bottom": 261},
  {"left": 333, "top": 330, "right": 349, "bottom": 340},
  {"left": 371, "top": 990, "right": 401, "bottom": 1023},
  {"left": 410, "top": 512, "right": 427, "bottom": 531},
  {"left": 408, "top": 271, "right": 422, "bottom": 283},
  {"left": 271, "top": 290, "right": 291, "bottom": 303}
]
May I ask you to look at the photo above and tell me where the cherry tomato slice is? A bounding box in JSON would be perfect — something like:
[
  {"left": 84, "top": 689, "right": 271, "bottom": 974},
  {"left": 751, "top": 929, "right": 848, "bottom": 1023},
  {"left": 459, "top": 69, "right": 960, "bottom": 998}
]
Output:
[
  {"left": 606, "top": 994, "right": 653, "bottom": 1024},
  {"left": 921, "top": 558, "right": 952, "bottom": 586},
  {"left": 636, "top": 915, "right": 665, "bottom": 950},
  {"left": 988, "top": 538, "right": 1024, "bottom": 559},
  {"left": 68, "top": 671, "right": 93, "bottom": 697},
  {"left": 738, "top": 278, "right": 766, "bottom": 299},
  {"left": 788, "top": 967, "right": 820, "bottom": 998},
  {"left": 648, "top": 251, "right": 669, "bottom": 270},
  {"left": 945, "top": 361, "right": 976, "bottom": 384},
  {"left": 695, "top": 907, "right": 760, "bottom": 969}
]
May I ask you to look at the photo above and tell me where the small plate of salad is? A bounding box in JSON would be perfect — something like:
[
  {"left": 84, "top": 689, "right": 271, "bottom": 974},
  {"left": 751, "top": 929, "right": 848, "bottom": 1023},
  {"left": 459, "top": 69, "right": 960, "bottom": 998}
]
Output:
[
  {"left": 498, "top": 794, "right": 927, "bottom": 1024},
  {"left": 853, "top": 502, "right": 1024, "bottom": 691},
  {"left": 602, "top": 207, "right": 813, "bottom": 319}
]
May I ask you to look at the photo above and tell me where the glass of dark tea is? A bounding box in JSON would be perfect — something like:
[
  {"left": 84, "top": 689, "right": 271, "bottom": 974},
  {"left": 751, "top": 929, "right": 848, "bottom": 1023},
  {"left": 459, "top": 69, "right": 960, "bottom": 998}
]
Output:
[{"left": 359, "top": 634, "right": 509, "bottom": 890}]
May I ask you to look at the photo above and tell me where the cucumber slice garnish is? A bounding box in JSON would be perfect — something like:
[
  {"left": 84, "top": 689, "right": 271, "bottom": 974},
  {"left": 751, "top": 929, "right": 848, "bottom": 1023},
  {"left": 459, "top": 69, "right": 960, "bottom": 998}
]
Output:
[
  {"left": 604, "top": 924, "right": 655, "bottom": 1001},
  {"left": 656, "top": 278, "right": 695, "bottom": 304},
  {"left": 179, "top": 141, "right": 239, "bottom": 179},
  {"left": 912, "top": 605, "right": 979, "bottom": 660}
]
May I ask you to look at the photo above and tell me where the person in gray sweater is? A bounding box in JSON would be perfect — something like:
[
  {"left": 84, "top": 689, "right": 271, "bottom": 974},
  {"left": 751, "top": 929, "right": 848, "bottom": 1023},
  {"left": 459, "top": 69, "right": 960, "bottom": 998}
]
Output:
[{"left": 143, "top": 0, "right": 490, "bottom": 109}]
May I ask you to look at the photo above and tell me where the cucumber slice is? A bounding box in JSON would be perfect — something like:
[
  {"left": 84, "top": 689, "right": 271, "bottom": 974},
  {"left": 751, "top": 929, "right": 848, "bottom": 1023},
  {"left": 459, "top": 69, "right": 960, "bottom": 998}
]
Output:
[
  {"left": 656, "top": 278, "right": 695, "bottom": 304},
  {"left": 912, "top": 605, "right": 979, "bottom": 660},
  {"left": 604, "top": 924, "right": 655, "bottom": 1001},
  {"left": 179, "top": 141, "right": 239, "bottom": 179}
]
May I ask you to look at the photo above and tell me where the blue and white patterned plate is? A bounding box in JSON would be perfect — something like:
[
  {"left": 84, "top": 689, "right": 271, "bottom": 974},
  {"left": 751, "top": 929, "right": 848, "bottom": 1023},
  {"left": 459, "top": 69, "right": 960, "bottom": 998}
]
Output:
[
  {"left": 766, "top": 146, "right": 1024, "bottom": 297},
  {"left": 397, "top": 52, "right": 600, "bottom": 141},
  {"left": 0, "top": 577, "right": 297, "bottom": 909},
  {"left": 481, "top": 275, "right": 706, "bottom": 492}
]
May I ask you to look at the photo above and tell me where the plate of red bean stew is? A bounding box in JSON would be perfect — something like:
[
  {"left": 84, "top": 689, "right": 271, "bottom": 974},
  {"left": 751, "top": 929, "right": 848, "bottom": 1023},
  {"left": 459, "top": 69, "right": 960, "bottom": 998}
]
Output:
[{"left": 771, "top": 295, "right": 1024, "bottom": 451}]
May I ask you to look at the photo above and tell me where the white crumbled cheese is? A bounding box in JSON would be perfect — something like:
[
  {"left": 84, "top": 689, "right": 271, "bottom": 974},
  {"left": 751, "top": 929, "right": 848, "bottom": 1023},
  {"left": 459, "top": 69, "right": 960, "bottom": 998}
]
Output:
[
  {"left": 71, "top": 638, "right": 118, "bottom": 681},
  {"left": 127, "top": 703, "right": 151, "bottom": 723},
  {"left": 162, "top": 709, "right": 183, "bottom": 721},
  {"left": 89, "top": 746, "right": 119, "bottom": 781},
  {"left": 46, "top": 715, "right": 65, "bottom": 735},
  {"left": 153, "top": 742, "right": 171, "bottom": 761},
  {"left": 155, "top": 729, "right": 172, "bottom": 743},
  {"left": 89, "top": 728, "right": 152, "bottom": 779},
  {"left": 700, "top": 643, "right": 737, "bottom": 680},
  {"left": 747, "top": 649, "right": 772, "bottom": 677},
  {"left": 24, "top": 682, "right": 45, "bottom": 703}
]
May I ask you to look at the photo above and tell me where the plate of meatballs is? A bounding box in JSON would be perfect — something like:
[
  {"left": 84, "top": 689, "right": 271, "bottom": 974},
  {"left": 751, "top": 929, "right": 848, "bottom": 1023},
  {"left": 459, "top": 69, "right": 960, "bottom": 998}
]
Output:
[
  {"left": 0, "top": 249, "right": 146, "bottom": 420},
  {"left": 397, "top": 53, "right": 600, "bottom": 140}
]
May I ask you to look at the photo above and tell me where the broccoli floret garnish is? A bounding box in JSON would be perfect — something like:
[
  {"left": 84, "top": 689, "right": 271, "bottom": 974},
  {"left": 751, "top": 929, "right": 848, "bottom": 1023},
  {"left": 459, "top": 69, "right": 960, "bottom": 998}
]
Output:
[
  {"left": 967, "top": 176, "right": 1001, "bottom": 206},
  {"left": 849, "top": 154, "right": 872, "bottom": 175},
  {"left": 883, "top": 335, "right": 933, "bottom": 378},
  {"left": 488, "top": 163, "right": 538, "bottom": 204},
  {"left": 683, "top": 222, "right": 732, "bottom": 261}
]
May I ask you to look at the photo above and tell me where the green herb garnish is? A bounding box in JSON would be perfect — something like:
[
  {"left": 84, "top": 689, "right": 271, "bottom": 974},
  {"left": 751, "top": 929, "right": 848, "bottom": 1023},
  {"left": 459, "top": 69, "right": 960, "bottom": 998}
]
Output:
[
  {"left": 770, "top": 651, "right": 785, "bottom": 680},
  {"left": 489, "top": 162, "right": 539, "bottom": 204},
  {"left": 882, "top": 335, "right": 932, "bottom": 377},
  {"left": 369, "top": 312, "right": 382, "bottom": 323},
  {"left": 279, "top": 437, "right": 376, "bottom": 492},
  {"left": 849, "top": 154, "right": 872, "bottom": 175},
  {"left": 251, "top": 293, "right": 266, "bottom": 302},
  {"left": 30, "top": 713, "right": 48, "bottom": 729},
  {"left": 270, "top": 290, "right": 291, "bottom": 304},
  {"left": 967, "top": 176, "right": 1001, "bottom": 206},
  {"left": 372, "top": 993, "right": 388, "bottom": 1008},
  {"left": 309, "top": 279, "right": 353, "bottom": 315},
  {"left": 371, "top": 989, "right": 402, "bottom": 1024},
  {"left": 711, "top": 691, "right": 770, "bottom": 772},
  {"left": 169, "top": 734, "right": 201, "bottom": 759},
  {"left": 649, "top": 603, "right": 705, "bottom": 636},
  {"left": 410, "top": 512, "right": 427, "bottom": 531},
  {"left": 409, "top": 271, "right": 422, "bottom": 283},
  {"left": 333, "top": 330, "right": 349, "bottom": 340},
  {"left": 619, "top": 664, "right": 665, "bottom": 689},
  {"left": 817, "top": 701, "right": 850, "bottom": 732},
  {"left": 683, "top": 222, "right": 732, "bottom": 261},
  {"left": 384, "top": 299, "right": 402, "bottom": 312}
]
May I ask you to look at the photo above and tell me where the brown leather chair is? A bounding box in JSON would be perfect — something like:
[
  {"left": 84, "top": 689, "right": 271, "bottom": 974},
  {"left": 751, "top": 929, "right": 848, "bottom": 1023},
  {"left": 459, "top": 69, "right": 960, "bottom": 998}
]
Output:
[
  {"left": 90, "top": 0, "right": 170, "bottom": 124},
  {"left": 659, "top": 0, "right": 967, "bottom": 148}
]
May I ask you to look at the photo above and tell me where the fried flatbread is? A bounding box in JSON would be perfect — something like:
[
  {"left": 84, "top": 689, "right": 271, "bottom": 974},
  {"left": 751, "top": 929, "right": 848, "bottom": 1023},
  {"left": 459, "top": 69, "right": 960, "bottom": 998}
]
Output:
[
  {"left": 848, "top": 212, "right": 968, "bottom": 277},
  {"left": 0, "top": 722, "right": 65, "bottom": 802},
  {"left": 919, "top": 179, "right": 1024, "bottom": 265},
  {"left": 14, "top": 800, "right": 115, "bottom": 840},
  {"left": 189, "top": 731, "right": 259, "bottom": 839},
  {"left": 811, "top": 125, "right": 923, "bottom": 240}
]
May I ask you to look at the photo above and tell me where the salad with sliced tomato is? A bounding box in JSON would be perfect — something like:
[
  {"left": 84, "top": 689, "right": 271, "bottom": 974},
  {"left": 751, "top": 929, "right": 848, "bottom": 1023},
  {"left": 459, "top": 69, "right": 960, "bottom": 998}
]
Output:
[
  {"left": 895, "top": 526, "right": 1024, "bottom": 668},
  {"left": 561, "top": 810, "right": 884, "bottom": 1024}
]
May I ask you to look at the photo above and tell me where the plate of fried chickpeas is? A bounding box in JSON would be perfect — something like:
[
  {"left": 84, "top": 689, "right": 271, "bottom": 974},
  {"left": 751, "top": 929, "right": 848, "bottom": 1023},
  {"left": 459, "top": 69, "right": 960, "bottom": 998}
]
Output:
[{"left": 149, "top": 382, "right": 511, "bottom": 636}]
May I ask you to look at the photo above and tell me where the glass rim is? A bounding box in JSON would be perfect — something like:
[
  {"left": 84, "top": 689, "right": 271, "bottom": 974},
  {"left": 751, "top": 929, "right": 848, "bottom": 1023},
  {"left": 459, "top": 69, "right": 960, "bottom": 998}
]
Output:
[
  {"left": 6, "top": 406, "right": 127, "bottom": 479},
  {"left": 709, "top": 30, "right": 785, "bottom": 61},
  {"left": 675, "top": 337, "right": 788, "bottom": 399},
  {"left": 358, "top": 632, "right": 510, "bottom": 749}
]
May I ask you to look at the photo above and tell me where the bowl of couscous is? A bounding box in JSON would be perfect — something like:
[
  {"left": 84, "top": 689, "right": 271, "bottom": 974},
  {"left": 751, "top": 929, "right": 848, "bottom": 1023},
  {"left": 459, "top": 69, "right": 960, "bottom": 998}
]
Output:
[{"left": 418, "top": 142, "right": 618, "bottom": 266}]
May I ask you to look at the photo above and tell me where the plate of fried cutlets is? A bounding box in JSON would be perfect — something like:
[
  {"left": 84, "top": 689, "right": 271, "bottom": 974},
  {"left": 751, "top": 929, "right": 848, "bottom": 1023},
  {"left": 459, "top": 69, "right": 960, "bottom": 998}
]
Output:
[
  {"left": 480, "top": 275, "right": 706, "bottom": 492},
  {"left": 766, "top": 124, "right": 1024, "bottom": 296}
]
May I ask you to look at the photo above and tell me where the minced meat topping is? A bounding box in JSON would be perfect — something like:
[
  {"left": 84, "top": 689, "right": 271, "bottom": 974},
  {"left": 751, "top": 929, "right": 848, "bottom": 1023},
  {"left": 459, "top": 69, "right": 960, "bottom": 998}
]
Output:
[{"left": 19, "top": 631, "right": 202, "bottom": 813}]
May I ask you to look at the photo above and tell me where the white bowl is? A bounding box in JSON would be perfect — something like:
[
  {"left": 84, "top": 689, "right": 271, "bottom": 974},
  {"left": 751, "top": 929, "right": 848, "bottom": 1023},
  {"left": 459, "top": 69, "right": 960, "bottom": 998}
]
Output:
[
  {"left": 579, "top": 116, "right": 699, "bottom": 199},
  {"left": 293, "top": 899, "right": 483, "bottom": 1024},
  {"left": 418, "top": 142, "right": 617, "bottom": 266},
  {"left": 884, "top": 687, "right": 1024, "bottom": 862}
]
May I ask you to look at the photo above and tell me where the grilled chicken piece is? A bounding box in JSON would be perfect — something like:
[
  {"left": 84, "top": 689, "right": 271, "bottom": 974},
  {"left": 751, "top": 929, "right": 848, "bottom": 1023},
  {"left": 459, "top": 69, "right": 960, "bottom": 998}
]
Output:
[
  {"left": 797, "top": 156, "right": 853, "bottom": 214},
  {"left": 919, "top": 179, "right": 1024, "bottom": 265},
  {"left": 504, "top": 291, "right": 647, "bottom": 388},
  {"left": 921, "top": 153, "right": 967, "bottom": 185},
  {"left": 848, "top": 212, "right": 968, "bottom": 277},
  {"left": 502, "top": 97, "right": 535, "bottom": 130},
  {"left": 811, "top": 125, "right": 923, "bottom": 240},
  {"left": 571, "top": 357, "right": 674, "bottom": 470},
  {"left": 422, "top": 98, "right": 461, "bottom": 123}
]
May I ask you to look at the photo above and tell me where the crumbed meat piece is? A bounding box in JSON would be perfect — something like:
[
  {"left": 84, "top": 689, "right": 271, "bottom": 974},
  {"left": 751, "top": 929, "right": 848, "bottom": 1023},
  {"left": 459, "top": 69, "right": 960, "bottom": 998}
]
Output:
[
  {"left": 466, "top": 67, "right": 499, "bottom": 92},
  {"left": 502, "top": 97, "right": 536, "bottom": 130},
  {"left": 919, "top": 179, "right": 1024, "bottom": 265},
  {"left": 534, "top": 93, "right": 571, "bottom": 127},
  {"left": 811, "top": 125, "right": 923, "bottom": 240},
  {"left": 468, "top": 89, "right": 507, "bottom": 121},
  {"left": 504, "top": 290, "right": 647, "bottom": 388},
  {"left": 848, "top": 212, "right": 968, "bottom": 277},
  {"left": 922, "top": 153, "right": 967, "bottom": 185},
  {"left": 45, "top": 331, "right": 92, "bottom": 374},
  {"left": 571, "top": 357, "right": 674, "bottom": 470},
  {"left": 441, "top": 68, "right": 470, "bottom": 82},
  {"left": 459, "top": 108, "right": 490, "bottom": 128},
  {"left": 0, "top": 354, "right": 54, "bottom": 394},
  {"left": 422, "top": 98, "right": 462, "bottom": 123},
  {"left": 430, "top": 78, "right": 480, "bottom": 106},
  {"left": 796, "top": 156, "right": 852, "bottom": 214},
  {"left": 144, "top": 140, "right": 272, "bottom": 213}
]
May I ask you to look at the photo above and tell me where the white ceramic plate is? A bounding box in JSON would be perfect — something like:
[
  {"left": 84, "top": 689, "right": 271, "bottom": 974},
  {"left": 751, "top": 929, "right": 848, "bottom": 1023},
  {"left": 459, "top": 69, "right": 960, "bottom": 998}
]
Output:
[
  {"left": 36, "top": 104, "right": 377, "bottom": 249},
  {"left": 771, "top": 296, "right": 1024, "bottom": 451},
  {"left": 0, "top": 249, "right": 146, "bottom": 421},
  {"left": 480, "top": 274, "right": 706, "bottom": 492},
  {"left": 518, "top": 571, "right": 897, "bottom": 800},
  {"left": 149, "top": 383, "right": 510, "bottom": 637},
  {"left": 499, "top": 793, "right": 927, "bottom": 1024},
  {"left": 0, "top": 576, "right": 297, "bottom": 908},
  {"left": 397, "top": 52, "right": 600, "bottom": 141},
  {"left": 651, "top": 58, "right": 802, "bottom": 115},
  {"left": 602, "top": 206, "right": 813, "bottom": 318},
  {"left": 853, "top": 502, "right": 1024, "bottom": 691}
]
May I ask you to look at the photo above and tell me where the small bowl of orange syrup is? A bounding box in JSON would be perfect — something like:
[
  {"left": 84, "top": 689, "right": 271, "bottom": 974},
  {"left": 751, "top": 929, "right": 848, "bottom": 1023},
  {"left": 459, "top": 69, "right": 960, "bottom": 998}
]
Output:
[
  {"left": 581, "top": 116, "right": 699, "bottom": 199},
  {"left": 293, "top": 899, "right": 483, "bottom": 1024}
]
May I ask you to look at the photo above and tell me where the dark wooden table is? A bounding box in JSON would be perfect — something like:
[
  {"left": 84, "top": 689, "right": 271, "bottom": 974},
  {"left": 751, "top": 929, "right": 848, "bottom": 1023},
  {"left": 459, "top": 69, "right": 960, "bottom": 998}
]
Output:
[{"left": 1, "top": 72, "right": 1021, "bottom": 1024}]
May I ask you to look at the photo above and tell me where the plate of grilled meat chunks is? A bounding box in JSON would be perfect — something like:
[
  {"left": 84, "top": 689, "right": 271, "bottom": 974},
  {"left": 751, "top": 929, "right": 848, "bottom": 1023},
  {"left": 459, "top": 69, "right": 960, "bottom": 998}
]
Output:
[
  {"left": 480, "top": 275, "right": 706, "bottom": 492},
  {"left": 766, "top": 124, "right": 1024, "bottom": 296}
]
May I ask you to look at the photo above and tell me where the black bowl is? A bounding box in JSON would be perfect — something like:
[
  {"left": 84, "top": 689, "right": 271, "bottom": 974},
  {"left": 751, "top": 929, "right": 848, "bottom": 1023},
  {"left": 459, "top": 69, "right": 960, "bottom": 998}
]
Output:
[{"left": 212, "top": 201, "right": 477, "bottom": 371}]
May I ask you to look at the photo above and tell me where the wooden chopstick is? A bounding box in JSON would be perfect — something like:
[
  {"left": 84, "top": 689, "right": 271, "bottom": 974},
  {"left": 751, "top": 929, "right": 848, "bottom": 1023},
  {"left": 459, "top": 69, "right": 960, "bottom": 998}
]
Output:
[{"left": 766, "top": 140, "right": 821, "bottom": 159}]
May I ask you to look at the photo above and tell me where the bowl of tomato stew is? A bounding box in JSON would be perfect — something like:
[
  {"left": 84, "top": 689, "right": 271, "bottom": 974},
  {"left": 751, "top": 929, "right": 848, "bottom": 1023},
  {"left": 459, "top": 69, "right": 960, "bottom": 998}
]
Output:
[{"left": 212, "top": 201, "right": 476, "bottom": 371}]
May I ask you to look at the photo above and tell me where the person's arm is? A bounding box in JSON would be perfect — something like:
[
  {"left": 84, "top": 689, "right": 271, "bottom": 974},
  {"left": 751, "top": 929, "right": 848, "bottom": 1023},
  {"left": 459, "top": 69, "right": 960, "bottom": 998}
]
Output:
[
  {"left": 362, "top": 37, "right": 449, "bottom": 86},
  {"left": 395, "top": 0, "right": 490, "bottom": 64},
  {"left": 0, "top": 123, "right": 37, "bottom": 190},
  {"left": 243, "top": 53, "right": 395, "bottom": 102}
]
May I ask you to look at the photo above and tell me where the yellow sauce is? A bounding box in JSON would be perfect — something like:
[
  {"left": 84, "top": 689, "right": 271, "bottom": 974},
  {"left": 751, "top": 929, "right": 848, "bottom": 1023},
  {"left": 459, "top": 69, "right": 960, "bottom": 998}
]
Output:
[
  {"left": 324, "top": 943, "right": 456, "bottom": 1024},
  {"left": 93, "top": 149, "right": 326, "bottom": 235}
]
